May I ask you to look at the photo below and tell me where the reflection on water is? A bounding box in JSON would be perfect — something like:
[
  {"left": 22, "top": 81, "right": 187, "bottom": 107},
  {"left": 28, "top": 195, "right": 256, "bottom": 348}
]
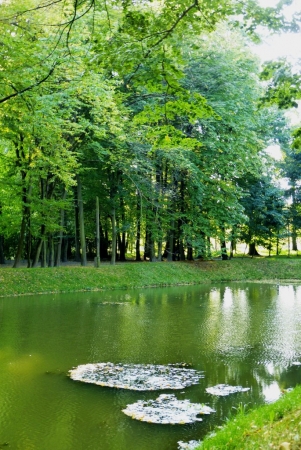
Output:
[
  {"left": 0, "top": 282, "right": 301, "bottom": 449},
  {"left": 261, "top": 380, "right": 282, "bottom": 403}
]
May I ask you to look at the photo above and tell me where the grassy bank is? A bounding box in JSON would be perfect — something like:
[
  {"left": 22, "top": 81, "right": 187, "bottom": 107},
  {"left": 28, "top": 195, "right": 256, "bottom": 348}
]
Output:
[
  {"left": 197, "top": 385, "right": 301, "bottom": 450},
  {"left": 2, "top": 257, "right": 301, "bottom": 297}
]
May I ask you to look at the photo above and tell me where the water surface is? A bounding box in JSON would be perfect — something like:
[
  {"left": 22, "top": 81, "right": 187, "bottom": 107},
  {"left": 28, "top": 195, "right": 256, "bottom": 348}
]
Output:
[{"left": 1, "top": 282, "right": 301, "bottom": 449}]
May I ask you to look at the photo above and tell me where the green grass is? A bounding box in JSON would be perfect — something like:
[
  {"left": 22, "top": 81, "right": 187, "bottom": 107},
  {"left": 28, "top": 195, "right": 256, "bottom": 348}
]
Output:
[
  {"left": 197, "top": 386, "right": 301, "bottom": 449},
  {"left": 2, "top": 257, "right": 301, "bottom": 297}
]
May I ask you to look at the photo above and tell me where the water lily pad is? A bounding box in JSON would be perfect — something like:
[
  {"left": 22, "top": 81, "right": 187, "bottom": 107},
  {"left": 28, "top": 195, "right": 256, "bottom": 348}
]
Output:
[
  {"left": 206, "top": 384, "right": 250, "bottom": 396},
  {"left": 69, "top": 362, "right": 204, "bottom": 391},
  {"left": 178, "top": 440, "right": 202, "bottom": 449},
  {"left": 122, "top": 394, "right": 215, "bottom": 424}
]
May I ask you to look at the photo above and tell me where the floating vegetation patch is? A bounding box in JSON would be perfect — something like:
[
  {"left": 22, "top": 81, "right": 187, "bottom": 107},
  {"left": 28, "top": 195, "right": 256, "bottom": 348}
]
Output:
[
  {"left": 98, "top": 302, "right": 130, "bottom": 305},
  {"left": 292, "top": 361, "right": 301, "bottom": 366},
  {"left": 122, "top": 394, "right": 215, "bottom": 424},
  {"left": 69, "top": 363, "right": 204, "bottom": 391},
  {"left": 178, "top": 440, "right": 202, "bottom": 449},
  {"left": 206, "top": 384, "right": 250, "bottom": 396},
  {"left": 283, "top": 387, "right": 293, "bottom": 393}
]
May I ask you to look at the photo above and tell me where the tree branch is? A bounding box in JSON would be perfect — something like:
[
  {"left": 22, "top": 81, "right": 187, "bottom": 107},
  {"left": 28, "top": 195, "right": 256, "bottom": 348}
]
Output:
[
  {"left": 0, "top": 63, "right": 57, "bottom": 104},
  {"left": 0, "top": 0, "right": 64, "bottom": 22},
  {"left": 125, "top": 0, "right": 199, "bottom": 85}
]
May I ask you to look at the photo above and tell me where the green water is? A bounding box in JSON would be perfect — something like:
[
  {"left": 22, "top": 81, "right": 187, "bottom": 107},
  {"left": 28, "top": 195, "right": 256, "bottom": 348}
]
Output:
[{"left": 1, "top": 282, "right": 301, "bottom": 450}]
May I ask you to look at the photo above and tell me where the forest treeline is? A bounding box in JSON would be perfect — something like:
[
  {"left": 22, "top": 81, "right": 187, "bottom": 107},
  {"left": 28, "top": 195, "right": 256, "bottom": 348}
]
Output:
[{"left": 0, "top": 0, "right": 301, "bottom": 267}]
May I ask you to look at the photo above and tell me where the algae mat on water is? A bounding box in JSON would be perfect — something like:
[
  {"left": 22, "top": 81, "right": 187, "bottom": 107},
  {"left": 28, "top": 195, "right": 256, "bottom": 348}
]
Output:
[{"left": 69, "top": 362, "right": 204, "bottom": 391}]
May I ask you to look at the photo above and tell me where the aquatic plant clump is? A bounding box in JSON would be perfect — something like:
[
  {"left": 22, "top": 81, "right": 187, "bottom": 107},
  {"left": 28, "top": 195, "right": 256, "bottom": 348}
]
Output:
[
  {"left": 99, "top": 302, "right": 129, "bottom": 305},
  {"left": 69, "top": 362, "right": 204, "bottom": 391},
  {"left": 178, "top": 440, "right": 202, "bottom": 449},
  {"left": 122, "top": 394, "right": 215, "bottom": 424},
  {"left": 206, "top": 384, "right": 250, "bottom": 396}
]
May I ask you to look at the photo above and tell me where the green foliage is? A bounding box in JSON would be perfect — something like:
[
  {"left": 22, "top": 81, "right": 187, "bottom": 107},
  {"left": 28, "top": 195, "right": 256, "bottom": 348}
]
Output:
[
  {"left": 239, "top": 174, "right": 286, "bottom": 252},
  {"left": 0, "top": 0, "right": 297, "bottom": 265},
  {"left": 292, "top": 127, "right": 301, "bottom": 150},
  {"left": 260, "top": 60, "right": 301, "bottom": 109},
  {"left": 231, "top": 0, "right": 300, "bottom": 40}
]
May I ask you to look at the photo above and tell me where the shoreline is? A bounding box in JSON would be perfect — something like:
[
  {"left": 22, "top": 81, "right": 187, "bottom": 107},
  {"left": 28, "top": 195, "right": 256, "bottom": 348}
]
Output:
[{"left": 2, "top": 258, "right": 301, "bottom": 298}]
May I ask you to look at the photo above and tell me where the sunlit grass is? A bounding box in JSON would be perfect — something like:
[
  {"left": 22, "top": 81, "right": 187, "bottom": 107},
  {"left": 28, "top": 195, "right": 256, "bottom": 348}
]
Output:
[
  {"left": 197, "top": 386, "right": 301, "bottom": 449},
  {"left": 2, "top": 257, "right": 301, "bottom": 297}
]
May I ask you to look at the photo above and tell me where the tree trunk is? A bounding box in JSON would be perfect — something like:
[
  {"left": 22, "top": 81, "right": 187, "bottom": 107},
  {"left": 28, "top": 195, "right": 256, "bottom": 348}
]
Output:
[
  {"left": 197, "top": 231, "right": 207, "bottom": 259},
  {"left": 62, "top": 237, "right": 68, "bottom": 262},
  {"left": 157, "top": 240, "right": 162, "bottom": 261},
  {"left": 178, "top": 179, "right": 185, "bottom": 261},
  {"left": 13, "top": 216, "right": 25, "bottom": 267},
  {"left": 268, "top": 230, "right": 272, "bottom": 257},
  {"left": 74, "top": 187, "right": 81, "bottom": 262},
  {"left": 121, "top": 231, "right": 127, "bottom": 261},
  {"left": 117, "top": 232, "right": 121, "bottom": 261},
  {"left": 76, "top": 175, "right": 87, "bottom": 266},
  {"left": 33, "top": 237, "right": 43, "bottom": 267},
  {"left": 206, "top": 236, "right": 211, "bottom": 258},
  {"left": 291, "top": 185, "right": 298, "bottom": 251},
  {"left": 144, "top": 228, "right": 150, "bottom": 260},
  {"left": 144, "top": 227, "right": 155, "bottom": 261},
  {"left": 150, "top": 239, "right": 156, "bottom": 262},
  {"left": 167, "top": 220, "right": 175, "bottom": 262},
  {"left": 32, "top": 177, "right": 47, "bottom": 267},
  {"left": 110, "top": 206, "right": 117, "bottom": 265},
  {"left": 117, "top": 232, "right": 126, "bottom": 261},
  {"left": 229, "top": 228, "right": 236, "bottom": 259},
  {"left": 0, "top": 235, "right": 5, "bottom": 264},
  {"left": 32, "top": 224, "right": 46, "bottom": 267},
  {"left": 13, "top": 185, "right": 32, "bottom": 268},
  {"left": 94, "top": 196, "right": 100, "bottom": 267},
  {"left": 135, "top": 209, "right": 142, "bottom": 261},
  {"left": 41, "top": 240, "right": 47, "bottom": 267},
  {"left": 100, "top": 222, "right": 109, "bottom": 260},
  {"left": 220, "top": 227, "right": 228, "bottom": 260},
  {"left": 55, "top": 189, "right": 67, "bottom": 267},
  {"left": 292, "top": 233, "right": 298, "bottom": 251},
  {"left": 221, "top": 240, "right": 229, "bottom": 260},
  {"left": 148, "top": 226, "right": 156, "bottom": 261},
  {"left": 118, "top": 198, "right": 126, "bottom": 261},
  {"left": 248, "top": 242, "right": 261, "bottom": 257},
  {"left": 26, "top": 221, "right": 32, "bottom": 268},
  {"left": 0, "top": 206, "right": 5, "bottom": 264},
  {"left": 187, "top": 245, "right": 193, "bottom": 261},
  {"left": 48, "top": 234, "right": 54, "bottom": 267}
]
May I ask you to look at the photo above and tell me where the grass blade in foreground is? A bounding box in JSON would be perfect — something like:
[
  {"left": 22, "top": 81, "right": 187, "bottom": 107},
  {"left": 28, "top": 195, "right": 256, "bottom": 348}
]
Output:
[{"left": 197, "top": 385, "right": 301, "bottom": 449}]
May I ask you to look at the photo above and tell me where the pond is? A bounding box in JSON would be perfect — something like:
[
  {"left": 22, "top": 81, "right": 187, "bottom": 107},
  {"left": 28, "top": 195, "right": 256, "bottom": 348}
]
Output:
[{"left": 1, "top": 282, "right": 301, "bottom": 449}]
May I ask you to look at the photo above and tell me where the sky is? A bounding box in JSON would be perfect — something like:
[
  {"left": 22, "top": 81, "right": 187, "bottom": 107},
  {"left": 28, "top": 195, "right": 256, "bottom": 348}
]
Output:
[
  {"left": 251, "top": 0, "right": 301, "bottom": 162},
  {"left": 254, "top": 0, "right": 301, "bottom": 64}
]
